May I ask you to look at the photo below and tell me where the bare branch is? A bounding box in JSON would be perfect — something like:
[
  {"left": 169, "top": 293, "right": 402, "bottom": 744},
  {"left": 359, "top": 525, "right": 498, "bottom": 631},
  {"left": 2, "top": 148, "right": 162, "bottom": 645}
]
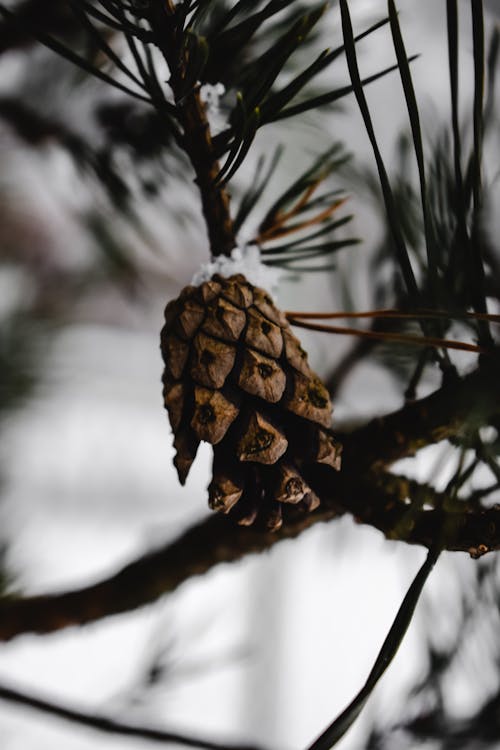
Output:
[
  {"left": 0, "top": 509, "right": 341, "bottom": 641},
  {"left": 146, "top": 4, "right": 235, "bottom": 257},
  {"left": 0, "top": 679, "right": 266, "bottom": 750}
]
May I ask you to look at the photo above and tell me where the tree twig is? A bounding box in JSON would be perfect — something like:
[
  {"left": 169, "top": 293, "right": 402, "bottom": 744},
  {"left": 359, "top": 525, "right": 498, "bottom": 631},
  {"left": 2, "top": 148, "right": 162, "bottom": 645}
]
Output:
[
  {"left": 147, "top": 3, "right": 235, "bottom": 257},
  {"left": 0, "top": 679, "right": 266, "bottom": 750}
]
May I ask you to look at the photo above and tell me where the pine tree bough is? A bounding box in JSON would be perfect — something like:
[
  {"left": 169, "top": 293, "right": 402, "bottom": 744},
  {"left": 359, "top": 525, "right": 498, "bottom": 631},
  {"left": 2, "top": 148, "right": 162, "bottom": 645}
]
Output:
[
  {"left": 0, "top": 358, "right": 499, "bottom": 640},
  {"left": 160, "top": 274, "right": 342, "bottom": 531}
]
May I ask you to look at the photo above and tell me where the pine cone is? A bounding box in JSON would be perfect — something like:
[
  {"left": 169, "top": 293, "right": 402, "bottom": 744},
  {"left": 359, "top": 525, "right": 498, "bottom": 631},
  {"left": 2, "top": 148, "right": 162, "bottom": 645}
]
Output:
[{"left": 160, "top": 273, "right": 342, "bottom": 530}]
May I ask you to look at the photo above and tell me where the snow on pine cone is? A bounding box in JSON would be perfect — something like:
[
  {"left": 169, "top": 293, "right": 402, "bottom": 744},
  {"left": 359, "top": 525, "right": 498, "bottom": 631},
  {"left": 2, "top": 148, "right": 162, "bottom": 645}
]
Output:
[{"left": 160, "top": 273, "right": 342, "bottom": 531}]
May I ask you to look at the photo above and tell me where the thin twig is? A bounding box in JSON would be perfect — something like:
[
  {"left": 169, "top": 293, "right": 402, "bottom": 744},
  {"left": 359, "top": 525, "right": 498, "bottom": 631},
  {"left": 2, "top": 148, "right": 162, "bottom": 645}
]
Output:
[
  {"left": 146, "top": 3, "right": 235, "bottom": 256},
  {"left": 0, "top": 680, "right": 265, "bottom": 750}
]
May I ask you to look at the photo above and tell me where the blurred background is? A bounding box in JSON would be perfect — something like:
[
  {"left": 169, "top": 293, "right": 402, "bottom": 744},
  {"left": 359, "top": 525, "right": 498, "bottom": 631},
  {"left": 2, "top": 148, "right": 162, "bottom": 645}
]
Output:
[{"left": 0, "top": 1, "right": 500, "bottom": 748}]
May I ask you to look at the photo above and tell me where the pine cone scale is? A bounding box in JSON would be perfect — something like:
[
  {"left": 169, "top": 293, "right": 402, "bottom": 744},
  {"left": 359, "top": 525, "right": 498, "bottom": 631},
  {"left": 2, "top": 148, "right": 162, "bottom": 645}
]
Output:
[
  {"left": 237, "top": 411, "right": 288, "bottom": 464},
  {"left": 244, "top": 308, "right": 283, "bottom": 358},
  {"left": 283, "top": 372, "right": 332, "bottom": 427},
  {"left": 163, "top": 378, "right": 185, "bottom": 432},
  {"left": 191, "top": 386, "right": 239, "bottom": 444},
  {"left": 238, "top": 349, "right": 286, "bottom": 402},
  {"left": 190, "top": 332, "right": 236, "bottom": 389},
  {"left": 201, "top": 297, "right": 247, "bottom": 341}
]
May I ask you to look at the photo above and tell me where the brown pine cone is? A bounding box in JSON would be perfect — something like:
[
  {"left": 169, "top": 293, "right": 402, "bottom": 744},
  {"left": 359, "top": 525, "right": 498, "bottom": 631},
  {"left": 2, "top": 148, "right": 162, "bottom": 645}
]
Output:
[{"left": 160, "top": 273, "right": 342, "bottom": 531}]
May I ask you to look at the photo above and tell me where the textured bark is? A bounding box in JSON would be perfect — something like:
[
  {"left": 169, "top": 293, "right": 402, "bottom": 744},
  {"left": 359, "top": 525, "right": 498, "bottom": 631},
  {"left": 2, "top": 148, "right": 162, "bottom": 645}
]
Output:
[
  {"left": 338, "top": 357, "right": 500, "bottom": 472},
  {"left": 147, "top": 2, "right": 235, "bottom": 257}
]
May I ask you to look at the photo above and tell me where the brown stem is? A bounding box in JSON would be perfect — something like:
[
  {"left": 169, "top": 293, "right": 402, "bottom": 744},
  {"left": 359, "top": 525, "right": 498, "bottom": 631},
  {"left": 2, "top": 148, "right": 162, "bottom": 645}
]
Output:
[
  {"left": 288, "top": 317, "right": 486, "bottom": 354},
  {"left": 343, "top": 482, "right": 500, "bottom": 560},
  {"left": 178, "top": 89, "right": 235, "bottom": 256},
  {"left": 284, "top": 308, "right": 500, "bottom": 323},
  {"left": 148, "top": 3, "right": 235, "bottom": 257},
  {"left": 337, "top": 356, "right": 500, "bottom": 472}
]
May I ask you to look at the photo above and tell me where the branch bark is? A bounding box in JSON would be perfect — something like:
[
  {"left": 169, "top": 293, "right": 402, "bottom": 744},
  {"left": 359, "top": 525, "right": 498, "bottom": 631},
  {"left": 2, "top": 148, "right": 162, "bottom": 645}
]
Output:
[
  {"left": 338, "top": 356, "right": 500, "bottom": 471},
  {"left": 0, "top": 510, "right": 340, "bottom": 641},
  {"left": 148, "top": 3, "right": 235, "bottom": 257},
  {"left": 0, "top": 358, "right": 498, "bottom": 641}
]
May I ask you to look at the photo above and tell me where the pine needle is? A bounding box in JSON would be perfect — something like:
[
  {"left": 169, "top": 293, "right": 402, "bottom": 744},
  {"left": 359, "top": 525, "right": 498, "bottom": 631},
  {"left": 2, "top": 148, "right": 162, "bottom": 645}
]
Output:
[
  {"left": 287, "top": 317, "right": 488, "bottom": 354},
  {"left": 285, "top": 308, "right": 500, "bottom": 324}
]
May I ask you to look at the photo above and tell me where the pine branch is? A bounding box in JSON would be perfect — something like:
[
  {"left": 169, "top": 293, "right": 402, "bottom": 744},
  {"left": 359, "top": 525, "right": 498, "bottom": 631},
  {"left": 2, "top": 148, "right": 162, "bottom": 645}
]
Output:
[
  {"left": 0, "top": 358, "right": 499, "bottom": 641},
  {"left": 0, "top": 1, "right": 403, "bottom": 260},
  {"left": 147, "top": 2, "right": 235, "bottom": 257},
  {"left": 0, "top": 0, "right": 234, "bottom": 255}
]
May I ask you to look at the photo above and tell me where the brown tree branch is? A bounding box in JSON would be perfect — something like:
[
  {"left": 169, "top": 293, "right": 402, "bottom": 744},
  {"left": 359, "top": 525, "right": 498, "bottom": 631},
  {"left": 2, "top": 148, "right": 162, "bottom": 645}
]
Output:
[
  {"left": 0, "top": 359, "right": 499, "bottom": 641},
  {"left": 0, "top": 679, "right": 266, "bottom": 750},
  {"left": 337, "top": 355, "right": 500, "bottom": 471},
  {"left": 0, "top": 509, "right": 341, "bottom": 641},
  {"left": 147, "top": 3, "right": 235, "bottom": 257}
]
